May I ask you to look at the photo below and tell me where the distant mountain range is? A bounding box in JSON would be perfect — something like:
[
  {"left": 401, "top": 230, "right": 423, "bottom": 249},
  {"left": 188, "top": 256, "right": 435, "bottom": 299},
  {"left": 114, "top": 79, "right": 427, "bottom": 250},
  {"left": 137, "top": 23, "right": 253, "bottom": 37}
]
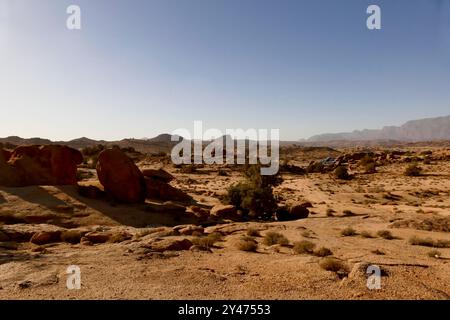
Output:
[
  {"left": 306, "top": 115, "right": 450, "bottom": 142},
  {"left": 1, "top": 115, "right": 450, "bottom": 151}
]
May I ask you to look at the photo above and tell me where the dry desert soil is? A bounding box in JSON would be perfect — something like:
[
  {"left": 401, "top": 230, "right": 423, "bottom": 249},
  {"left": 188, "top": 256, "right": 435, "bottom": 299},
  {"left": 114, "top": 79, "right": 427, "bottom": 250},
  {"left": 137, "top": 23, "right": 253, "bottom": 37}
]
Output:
[{"left": 0, "top": 146, "right": 449, "bottom": 300}]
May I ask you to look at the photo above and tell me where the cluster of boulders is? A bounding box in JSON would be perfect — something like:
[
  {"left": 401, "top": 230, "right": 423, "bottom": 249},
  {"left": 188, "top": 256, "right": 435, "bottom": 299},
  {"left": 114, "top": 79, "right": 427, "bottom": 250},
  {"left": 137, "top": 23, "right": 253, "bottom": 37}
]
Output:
[
  {"left": 0, "top": 224, "right": 132, "bottom": 246},
  {"left": 95, "top": 148, "right": 192, "bottom": 203},
  {"left": 0, "top": 144, "right": 191, "bottom": 205},
  {"left": 0, "top": 145, "right": 83, "bottom": 187}
]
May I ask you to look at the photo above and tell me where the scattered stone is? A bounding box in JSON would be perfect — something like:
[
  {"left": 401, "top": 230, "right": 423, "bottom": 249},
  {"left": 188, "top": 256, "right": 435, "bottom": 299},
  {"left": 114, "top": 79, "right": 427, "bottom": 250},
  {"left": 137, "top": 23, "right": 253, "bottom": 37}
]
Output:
[
  {"left": 210, "top": 205, "right": 239, "bottom": 220},
  {"left": 30, "top": 231, "right": 62, "bottom": 245},
  {"left": 84, "top": 231, "right": 111, "bottom": 244},
  {"left": 145, "top": 238, "right": 193, "bottom": 252},
  {"left": 173, "top": 225, "right": 204, "bottom": 236}
]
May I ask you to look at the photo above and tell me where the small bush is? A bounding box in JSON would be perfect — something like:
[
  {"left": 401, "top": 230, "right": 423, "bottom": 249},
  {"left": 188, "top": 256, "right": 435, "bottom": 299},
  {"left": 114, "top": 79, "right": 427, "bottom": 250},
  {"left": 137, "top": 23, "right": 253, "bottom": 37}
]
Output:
[
  {"left": 404, "top": 163, "right": 422, "bottom": 176},
  {"left": 314, "top": 247, "right": 333, "bottom": 257},
  {"left": 340, "top": 227, "right": 357, "bottom": 237},
  {"left": 360, "top": 231, "right": 374, "bottom": 238},
  {"left": 263, "top": 231, "right": 289, "bottom": 246},
  {"left": 192, "top": 233, "right": 222, "bottom": 249},
  {"left": 246, "top": 227, "right": 261, "bottom": 237},
  {"left": 192, "top": 236, "right": 215, "bottom": 249},
  {"left": 377, "top": 230, "right": 394, "bottom": 240},
  {"left": 236, "top": 237, "right": 258, "bottom": 252},
  {"left": 427, "top": 250, "right": 442, "bottom": 259},
  {"left": 334, "top": 166, "right": 350, "bottom": 180},
  {"left": 435, "top": 239, "right": 450, "bottom": 248},
  {"left": 409, "top": 236, "right": 450, "bottom": 248},
  {"left": 342, "top": 210, "right": 355, "bottom": 217},
  {"left": 206, "top": 232, "right": 223, "bottom": 242},
  {"left": 293, "top": 240, "right": 316, "bottom": 254},
  {"left": 409, "top": 236, "right": 434, "bottom": 247},
  {"left": 319, "top": 257, "right": 349, "bottom": 274}
]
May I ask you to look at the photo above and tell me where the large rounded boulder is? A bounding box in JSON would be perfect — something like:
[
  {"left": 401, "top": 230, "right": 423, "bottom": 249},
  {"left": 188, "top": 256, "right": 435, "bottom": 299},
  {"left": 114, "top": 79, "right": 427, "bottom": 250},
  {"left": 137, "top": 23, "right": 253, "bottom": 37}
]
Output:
[{"left": 96, "top": 148, "right": 146, "bottom": 203}]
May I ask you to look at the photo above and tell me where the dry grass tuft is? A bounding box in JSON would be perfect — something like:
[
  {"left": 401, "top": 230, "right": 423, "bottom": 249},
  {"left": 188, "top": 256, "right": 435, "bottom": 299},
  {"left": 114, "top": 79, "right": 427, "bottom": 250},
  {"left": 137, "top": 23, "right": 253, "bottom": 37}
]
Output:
[
  {"left": 340, "top": 227, "right": 357, "bottom": 237},
  {"left": 263, "top": 231, "right": 289, "bottom": 246},
  {"left": 293, "top": 240, "right": 316, "bottom": 254}
]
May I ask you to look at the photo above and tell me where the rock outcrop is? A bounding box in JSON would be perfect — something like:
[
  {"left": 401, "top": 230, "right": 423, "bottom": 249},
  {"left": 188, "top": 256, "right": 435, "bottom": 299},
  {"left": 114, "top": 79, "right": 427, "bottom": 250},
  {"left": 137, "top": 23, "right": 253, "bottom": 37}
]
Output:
[
  {"left": 96, "top": 148, "right": 146, "bottom": 203},
  {"left": 0, "top": 145, "right": 82, "bottom": 187}
]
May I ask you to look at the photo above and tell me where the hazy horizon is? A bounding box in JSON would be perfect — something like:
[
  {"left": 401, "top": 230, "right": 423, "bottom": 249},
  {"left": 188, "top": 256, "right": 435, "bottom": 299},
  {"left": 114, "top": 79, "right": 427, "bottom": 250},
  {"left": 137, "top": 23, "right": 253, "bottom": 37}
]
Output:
[{"left": 1, "top": 0, "right": 450, "bottom": 141}]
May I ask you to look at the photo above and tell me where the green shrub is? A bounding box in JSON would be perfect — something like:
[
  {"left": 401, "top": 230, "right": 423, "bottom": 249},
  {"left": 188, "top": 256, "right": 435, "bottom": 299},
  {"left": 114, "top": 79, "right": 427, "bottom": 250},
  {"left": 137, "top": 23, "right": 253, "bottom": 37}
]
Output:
[{"left": 225, "top": 164, "right": 282, "bottom": 219}]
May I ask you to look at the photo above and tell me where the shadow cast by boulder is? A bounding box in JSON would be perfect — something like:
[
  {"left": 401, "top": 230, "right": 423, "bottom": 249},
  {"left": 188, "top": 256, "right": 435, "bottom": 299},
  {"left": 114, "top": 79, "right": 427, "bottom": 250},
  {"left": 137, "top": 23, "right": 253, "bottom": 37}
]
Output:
[
  {"left": 0, "top": 186, "right": 67, "bottom": 209},
  {"left": 56, "top": 185, "right": 200, "bottom": 228}
]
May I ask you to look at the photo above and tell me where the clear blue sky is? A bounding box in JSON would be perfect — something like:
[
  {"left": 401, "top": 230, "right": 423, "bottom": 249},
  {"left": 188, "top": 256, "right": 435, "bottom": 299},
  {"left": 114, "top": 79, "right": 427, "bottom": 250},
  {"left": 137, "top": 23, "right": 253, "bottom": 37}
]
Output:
[{"left": 1, "top": 0, "right": 449, "bottom": 141}]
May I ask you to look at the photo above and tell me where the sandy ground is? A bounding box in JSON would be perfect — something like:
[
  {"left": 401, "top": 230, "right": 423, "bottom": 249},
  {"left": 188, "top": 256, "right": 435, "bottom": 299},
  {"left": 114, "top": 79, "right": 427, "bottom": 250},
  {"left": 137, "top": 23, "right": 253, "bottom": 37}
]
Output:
[{"left": 0, "top": 147, "right": 449, "bottom": 299}]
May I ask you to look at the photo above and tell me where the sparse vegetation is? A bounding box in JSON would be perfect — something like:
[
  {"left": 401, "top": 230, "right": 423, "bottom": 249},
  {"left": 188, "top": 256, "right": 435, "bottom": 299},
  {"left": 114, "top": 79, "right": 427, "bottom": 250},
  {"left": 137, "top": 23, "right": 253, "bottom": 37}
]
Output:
[
  {"left": 326, "top": 208, "right": 335, "bottom": 217},
  {"left": 319, "top": 257, "right": 349, "bottom": 274},
  {"left": 409, "top": 236, "right": 450, "bottom": 248},
  {"left": 236, "top": 236, "right": 258, "bottom": 252},
  {"left": 377, "top": 230, "right": 394, "bottom": 240},
  {"left": 314, "top": 247, "right": 333, "bottom": 257},
  {"left": 293, "top": 240, "right": 316, "bottom": 254},
  {"left": 404, "top": 163, "right": 422, "bottom": 176},
  {"left": 334, "top": 166, "right": 350, "bottom": 180},
  {"left": 360, "top": 231, "right": 374, "bottom": 238},
  {"left": 360, "top": 155, "right": 377, "bottom": 173},
  {"left": 263, "top": 231, "right": 289, "bottom": 246},
  {"left": 192, "top": 233, "right": 223, "bottom": 249},
  {"left": 371, "top": 249, "right": 385, "bottom": 255},
  {"left": 340, "top": 227, "right": 357, "bottom": 237},
  {"left": 226, "top": 164, "right": 282, "bottom": 219},
  {"left": 342, "top": 210, "right": 355, "bottom": 217},
  {"left": 246, "top": 227, "right": 261, "bottom": 237},
  {"left": 427, "top": 250, "right": 442, "bottom": 259}
]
